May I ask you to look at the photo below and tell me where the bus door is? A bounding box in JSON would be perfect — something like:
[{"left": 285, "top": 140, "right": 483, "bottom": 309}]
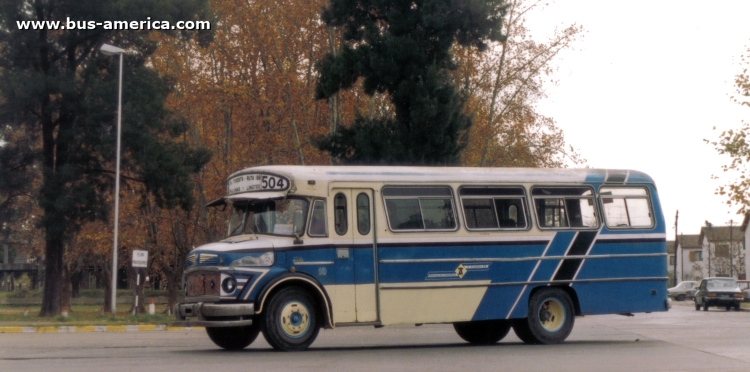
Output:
[{"left": 330, "top": 187, "right": 378, "bottom": 323}]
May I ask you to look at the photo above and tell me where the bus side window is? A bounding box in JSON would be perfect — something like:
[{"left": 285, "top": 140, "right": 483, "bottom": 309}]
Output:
[
  {"left": 308, "top": 200, "right": 327, "bottom": 237},
  {"left": 334, "top": 193, "right": 348, "bottom": 235},
  {"left": 383, "top": 186, "right": 457, "bottom": 231},
  {"left": 599, "top": 187, "right": 653, "bottom": 228},
  {"left": 532, "top": 187, "right": 597, "bottom": 229},
  {"left": 459, "top": 187, "right": 528, "bottom": 230},
  {"left": 357, "top": 193, "right": 371, "bottom": 235}
]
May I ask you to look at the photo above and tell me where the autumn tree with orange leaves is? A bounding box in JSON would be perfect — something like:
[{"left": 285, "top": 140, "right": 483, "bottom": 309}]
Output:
[
  {"left": 46, "top": 0, "right": 584, "bottom": 312},
  {"left": 457, "top": 0, "right": 585, "bottom": 168}
]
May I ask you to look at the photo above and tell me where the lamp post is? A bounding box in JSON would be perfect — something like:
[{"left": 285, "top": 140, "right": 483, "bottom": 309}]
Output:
[{"left": 100, "top": 43, "right": 126, "bottom": 315}]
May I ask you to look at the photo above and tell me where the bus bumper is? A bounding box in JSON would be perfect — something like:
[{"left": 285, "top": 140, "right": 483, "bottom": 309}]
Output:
[{"left": 171, "top": 302, "right": 255, "bottom": 328}]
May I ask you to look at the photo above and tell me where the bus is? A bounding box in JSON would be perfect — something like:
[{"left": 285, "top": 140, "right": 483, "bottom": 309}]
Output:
[{"left": 173, "top": 166, "right": 669, "bottom": 350}]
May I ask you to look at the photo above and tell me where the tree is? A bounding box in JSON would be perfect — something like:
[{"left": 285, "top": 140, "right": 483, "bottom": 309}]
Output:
[
  {"left": 0, "top": 0, "right": 212, "bottom": 316},
  {"left": 454, "top": 0, "right": 584, "bottom": 168},
  {"left": 315, "top": 0, "right": 508, "bottom": 165},
  {"left": 708, "top": 44, "right": 750, "bottom": 213}
]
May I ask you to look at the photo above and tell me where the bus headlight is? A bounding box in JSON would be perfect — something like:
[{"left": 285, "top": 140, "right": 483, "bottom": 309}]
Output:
[
  {"left": 222, "top": 276, "right": 237, "bottom": 293},
  {"left": 229, "top": 252, "right": 274, "bottom": 267}
]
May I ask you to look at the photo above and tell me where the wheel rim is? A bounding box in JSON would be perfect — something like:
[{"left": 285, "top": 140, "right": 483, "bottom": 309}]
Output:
[
  {"left": 538, "top": 298, "right": 566, "bottom": 333},
  {"left": 279, "top": 300, "right": 311, "bottom": 338}
]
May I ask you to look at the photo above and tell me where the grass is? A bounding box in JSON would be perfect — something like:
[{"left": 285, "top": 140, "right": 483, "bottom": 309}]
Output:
[{"left": 0, "top": 305, "right": 175, "bottom": 327}]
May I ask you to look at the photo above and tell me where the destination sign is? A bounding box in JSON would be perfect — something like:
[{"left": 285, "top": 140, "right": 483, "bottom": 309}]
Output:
[{"left": 227, "top": 173, "right": 290, "bottom": 195}]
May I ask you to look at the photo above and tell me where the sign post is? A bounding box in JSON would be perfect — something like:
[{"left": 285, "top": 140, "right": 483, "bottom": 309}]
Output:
[{"left": 132, "top": 250, "right": 148, "bottom": 315}]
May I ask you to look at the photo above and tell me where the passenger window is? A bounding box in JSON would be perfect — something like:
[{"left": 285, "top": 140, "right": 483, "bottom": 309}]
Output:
[
  {"left": 357, "top": 193, "right": 371, "bottom": 235},
  {"left": 308, "top": 200, "right": 327, "bottom": 237},
  {"left": 460, "top": 187, "right": 528, "bottom": 230},
  {"left": 532, "top": 187, "right": 597, "bottom": 229},
  {"left": 383, "top": 186, "right": 456, "bottom": 231},
  {"left": 334, "top": 193, "right": 348, "bottom": 235},
  {"left": 600, "top": 187, "right": 653, "bottom": 228}
]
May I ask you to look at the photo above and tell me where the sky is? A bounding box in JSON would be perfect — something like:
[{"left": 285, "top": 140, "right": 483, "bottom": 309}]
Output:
[{"left": 523, "top": 1, "right": 750, "bottom": 237}]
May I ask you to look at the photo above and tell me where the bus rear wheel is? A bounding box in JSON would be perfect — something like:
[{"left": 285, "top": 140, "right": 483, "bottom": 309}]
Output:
[
  {"left": 261, "top": 287, "right": 320, "bottom": 351},
  {"left": 206, "top": 323, "right": 260, "bottom": 350},
  {"left": 513, "top": 287, "right": 575, "bottom": 345},
  {"left": 453, "top": 319, "right": 511, "bottom": 344}
]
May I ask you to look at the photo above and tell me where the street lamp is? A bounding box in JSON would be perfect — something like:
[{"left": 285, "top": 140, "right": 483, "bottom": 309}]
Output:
[{"left": 100, "top": 43, "right": 126, "bottom": 315}]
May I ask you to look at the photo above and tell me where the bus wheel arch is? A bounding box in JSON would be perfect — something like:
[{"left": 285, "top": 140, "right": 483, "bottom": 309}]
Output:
[
  {"left": 256, "top": 274, "right": 334, "bottom": 330},
  {"left": 513, "top": 286, "right": 576, "bottom": 345},
  {"left": 261, "top": 286, "right": 321, "bottom": 351}
]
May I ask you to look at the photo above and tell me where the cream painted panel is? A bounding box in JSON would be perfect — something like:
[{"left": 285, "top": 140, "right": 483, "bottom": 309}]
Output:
[
  {"left": 378, "top": 281, "right": 490, "bottom": 325},
  {"left": 325, "top": 284, "right": 357, "bottom": 324},
  {"left": 355, "top": 284, "right": 377, "bottom": 322}
]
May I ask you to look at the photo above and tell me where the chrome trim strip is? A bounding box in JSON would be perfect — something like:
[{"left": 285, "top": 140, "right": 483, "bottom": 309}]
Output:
[
  {"left": 379, "top": 276, "right": 668, "bottom": 290},
  {"left": 379, "top": 253, "right": 667, "bottom": 264},
  {"left": 596, "top": 233, "right": 666, "bottom": 240},
  {"left": 292, "top": 261, "right": 334, "bottom": 266}
]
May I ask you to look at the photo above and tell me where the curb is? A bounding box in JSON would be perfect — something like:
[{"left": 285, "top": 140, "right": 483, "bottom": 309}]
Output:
[{"left": 0, "top": 325, "right": 205, "bottom": 333}]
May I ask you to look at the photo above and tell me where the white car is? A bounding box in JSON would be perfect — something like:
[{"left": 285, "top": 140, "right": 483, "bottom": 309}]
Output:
[{"left": 668, "top": 281, "right": 698, "bottom": 301}]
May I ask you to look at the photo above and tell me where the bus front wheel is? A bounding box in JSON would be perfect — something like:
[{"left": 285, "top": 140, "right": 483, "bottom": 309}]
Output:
[
  {"left": 206, "top": 323, "right": 260, "bottom": 350},
  {"left": 453, "top": 319, "right": 511, "bottom": 344},
  {"left": 513, "top": 287, "right": 575, "bottom": 345},
  {"left": 261, "top": 286, "right": 320, "bottom": 351}
]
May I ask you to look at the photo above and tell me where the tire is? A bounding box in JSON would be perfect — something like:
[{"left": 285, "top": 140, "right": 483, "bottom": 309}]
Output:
[
  {"left": 512, "top": 319, "right": 539, "bottom": 344},
  {"left": 454, "top": 320, "right": 511, "bottom": 344},
  {"left": 261, "top": 287, "right": 320, "bottom": 351},
  {"left": 726, "top": 306, "right": 731, "bottom": 311},
  {"left": 206, "top": 323, "right": 261, "bottom": 350},
  {"left": 703, "top": 300, "right": 709, "bottom": 311},
  {"left": 675, "top": 294, "right": 686, "bottom": 302},
  {"left": 694, "top": 301, "right": 700, "bottom": 311},
  {"left": 735, "top": 303, "right": 741, "bottom": 311},
  {"left": 514, "top": 287, "right": 575, "bottom": 345}
]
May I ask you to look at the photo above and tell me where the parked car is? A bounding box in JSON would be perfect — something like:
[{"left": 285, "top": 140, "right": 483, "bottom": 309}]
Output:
[
  {"left": 737, "top": 280, "right": 750, "bottom": 302},
  {"left": 694, "top": 278, "right": 743, "bottom": 311},
  {"left": 668, "top": 281, "right": 698, "bottom": 301}
]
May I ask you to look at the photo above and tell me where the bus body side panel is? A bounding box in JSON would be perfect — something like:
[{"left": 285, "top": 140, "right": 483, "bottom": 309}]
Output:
[
  {"left": 570, "top": 239, "right": 668, "bottom": 315},
  {"left": 377, "top": 242, "right": 546, "bottom": 325},
  {"left": 564, "top": 183, "right": 668, "bottom": 316},
  {"left": 472, "top": 231, "right": 576, "bottom": 320}
]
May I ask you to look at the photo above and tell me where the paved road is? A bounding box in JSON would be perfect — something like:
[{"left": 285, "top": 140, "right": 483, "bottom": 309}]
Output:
[{"left": 1, "top": 301, "right": 748, "bottom": 372}]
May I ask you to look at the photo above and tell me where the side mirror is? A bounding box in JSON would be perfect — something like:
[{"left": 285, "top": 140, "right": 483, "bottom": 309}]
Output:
[
  {"left": 293, "top": 210, "right": 304, "bottom": 244},
  {"left": 293, "top": 210, "right": 305, "bottom": 235}
]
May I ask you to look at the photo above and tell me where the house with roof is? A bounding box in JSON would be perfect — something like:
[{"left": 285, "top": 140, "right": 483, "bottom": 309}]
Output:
[
  {"left": 668, "top": 234, "right": 704, "bottom": 283},
  {"left": 699, "top": 225, "right": 745, "bottom": 280},
  {"left": 740, "top": 214, "right": 750, "bottom": 280}
]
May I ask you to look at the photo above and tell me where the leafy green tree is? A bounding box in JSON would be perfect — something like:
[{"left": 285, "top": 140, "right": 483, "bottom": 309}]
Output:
[
  {"left": 315, "top": 0, "right": 507, "bottom": 164},
  {"left": 0, "top": 0, "right": 213, "bottom": 316}
]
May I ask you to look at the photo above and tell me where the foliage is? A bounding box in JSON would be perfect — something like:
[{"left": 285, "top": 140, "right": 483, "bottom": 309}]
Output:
[
  {"left": 707, "top": 45, "right": 750, "bottom": 213},
  {"left": 315, "top": 0, "right": 508, "bottom": 165},
  {"left": 455, "top": 0, "right": 584, "bottom": 167},
  {"left": 0, "top": 0, "right": 213, "bottom": 316}
]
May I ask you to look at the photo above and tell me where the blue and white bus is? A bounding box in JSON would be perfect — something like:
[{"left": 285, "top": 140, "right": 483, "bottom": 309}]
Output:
[{"left": 173, "top": 166, "right": 669, "bottom": 350}]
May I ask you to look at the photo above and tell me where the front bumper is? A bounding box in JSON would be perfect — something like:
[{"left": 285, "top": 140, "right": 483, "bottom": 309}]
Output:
[{"left": 171, "top": 302, "right": 255, "bottom": 328}]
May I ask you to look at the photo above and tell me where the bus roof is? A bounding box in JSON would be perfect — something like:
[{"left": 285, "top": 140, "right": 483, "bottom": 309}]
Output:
[{"left": 230, "top": 165, "right": 656, "bottom": 185}]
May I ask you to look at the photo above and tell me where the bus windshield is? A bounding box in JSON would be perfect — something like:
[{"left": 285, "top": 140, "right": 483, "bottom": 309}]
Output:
[{"left": 227, "top": 198, "right": 308, "bottom": 237}]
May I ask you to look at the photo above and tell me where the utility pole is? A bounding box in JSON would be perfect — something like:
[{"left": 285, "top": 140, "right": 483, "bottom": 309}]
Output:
[
  {"left": 730, "top": 219, "right": 734, "bottom": 279},
  {"left": 680, "top": 233, "right": 685, "bottom": 281},
  {"left": 674, "top": 210, "right": 679, "bottom": 285}
]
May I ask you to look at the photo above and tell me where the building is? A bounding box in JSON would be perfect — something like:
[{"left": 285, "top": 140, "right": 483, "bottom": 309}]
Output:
[
  {"left": 668, "top": 234, "right": 703, "bottom": 283},
  {"left": 740, "top": 214, "right": 750, "bottom": 280},
  {"left": 699, "top": 225, "right": 745, "bottom": 280}
]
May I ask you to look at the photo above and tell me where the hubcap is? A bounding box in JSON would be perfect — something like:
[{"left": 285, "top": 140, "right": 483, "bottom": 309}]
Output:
[
  {"left": 279, "top": 301, "right": 310, "bottom": 338},
  {"left": 538, "top": 298, "right": 565, "bottom": 332}
]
